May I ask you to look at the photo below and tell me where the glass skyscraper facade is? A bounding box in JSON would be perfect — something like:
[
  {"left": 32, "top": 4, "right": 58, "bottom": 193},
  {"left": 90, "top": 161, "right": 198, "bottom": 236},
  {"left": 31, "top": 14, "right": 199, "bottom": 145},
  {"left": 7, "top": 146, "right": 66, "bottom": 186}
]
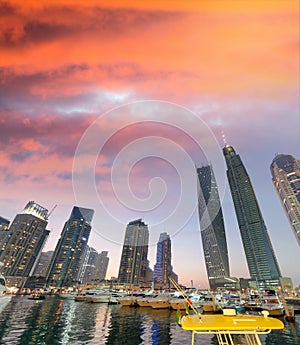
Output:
[
  {"left": 118, "top": 219, "right": 149, "bottom": 287},
  {"left": 223, "top": 145, "right": 281, "bottom": 286},
  {"left": 0, "top": 216, "right": 11, "bottom": 256},
  {"left": 0, "top": 201, "right": 49, "bottom": 286},
  {"left": 270, "top": 154, "right": 300, "bottom": 246},
  {"left": 153, "top": 232, "right": 177, "bottom": 288},
  {"left": 197, "top": 165, "right": 230, "bottom": 289},
  {"left": 0, "top": 216, "right": 10, "bottom": 231},
  {"left": 81, "top": 247, "right": 109, "bottom": 284},
  {"left": 33, "top": 251, "right": 53, "bottom": 277},
  {"left": 46, "top": 206, "right": 94, "bottom": 288}
]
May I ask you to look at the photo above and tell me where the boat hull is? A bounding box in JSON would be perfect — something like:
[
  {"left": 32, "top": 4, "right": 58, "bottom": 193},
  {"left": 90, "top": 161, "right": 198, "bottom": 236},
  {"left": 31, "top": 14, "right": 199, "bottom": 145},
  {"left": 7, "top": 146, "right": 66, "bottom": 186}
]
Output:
[
  {"left": 0, "top": 294, "right": 12, "bottom": 314},
  {"left": 148, "top": 297, "right": 170, "bottom": 309}
]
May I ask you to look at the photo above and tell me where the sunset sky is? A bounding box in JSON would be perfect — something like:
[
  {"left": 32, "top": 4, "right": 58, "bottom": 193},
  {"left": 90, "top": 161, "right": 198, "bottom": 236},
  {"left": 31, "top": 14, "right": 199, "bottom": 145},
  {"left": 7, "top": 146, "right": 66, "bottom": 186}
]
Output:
[{"left": 0, "top": 0, "right": 299, "bottom": 288}]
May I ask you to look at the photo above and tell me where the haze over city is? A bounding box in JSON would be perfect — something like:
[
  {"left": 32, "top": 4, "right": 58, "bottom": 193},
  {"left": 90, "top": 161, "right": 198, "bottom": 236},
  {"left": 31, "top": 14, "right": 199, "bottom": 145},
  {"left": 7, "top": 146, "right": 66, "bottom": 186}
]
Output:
[{"left": 0, "top": 0, "right": 299, "bottom": 288}]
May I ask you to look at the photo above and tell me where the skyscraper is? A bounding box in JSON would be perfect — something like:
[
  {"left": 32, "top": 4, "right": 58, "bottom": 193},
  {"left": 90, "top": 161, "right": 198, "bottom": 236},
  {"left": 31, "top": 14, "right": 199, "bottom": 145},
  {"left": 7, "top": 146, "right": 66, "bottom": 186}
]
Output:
[
  {"left": 97, "top": 251, "right": 109, "bottom": 282},
  {"left": 33, "top": 251, "right": 54, "bottom": 277},
  {"left": 81, "top": 248, "right": 109, "bottom": 284},
  {"left": 153, "top": 232, "right": 177, "bottom": 288},
  {"left": 46, "top": 206, "right": 94, "bottom": 289},
  {"left": 118, "top": 219, "right": 149, "bottom": 287},
  {"left": 270, "top": 154, "right": 300, "bottom": 246},
  {"left": 223, "top": 145, "right": 281, "bottom": 287},
  {"left": 197, "top": 165, "right": 230, "bottom": 289},
  {"left": 0, "top": 201, "right": 49, "bottom": 287},
  {"left": 0, "top": 216, "right": 10, "bottom": 231},
  {"left": 0, "top": 216, "right": 11, "bottom": 256}
]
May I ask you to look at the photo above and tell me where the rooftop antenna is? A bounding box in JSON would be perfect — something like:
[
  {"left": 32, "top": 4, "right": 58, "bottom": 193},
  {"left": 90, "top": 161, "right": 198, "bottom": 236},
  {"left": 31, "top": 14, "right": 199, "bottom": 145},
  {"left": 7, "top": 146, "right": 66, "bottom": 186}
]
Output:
[
  {"left": 47, "top": 204, "right": 57, "bottom": 219},
  {"left": 221, "top": 130, "right": 227, "bottom": 147}
]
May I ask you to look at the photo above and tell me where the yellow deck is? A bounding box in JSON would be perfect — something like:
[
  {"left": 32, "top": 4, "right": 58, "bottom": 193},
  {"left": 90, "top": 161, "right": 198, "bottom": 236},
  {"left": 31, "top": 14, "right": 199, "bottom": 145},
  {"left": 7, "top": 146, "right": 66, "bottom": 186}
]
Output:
[{"left": 181, "top": 313, "right": 284, "bottom": 332}]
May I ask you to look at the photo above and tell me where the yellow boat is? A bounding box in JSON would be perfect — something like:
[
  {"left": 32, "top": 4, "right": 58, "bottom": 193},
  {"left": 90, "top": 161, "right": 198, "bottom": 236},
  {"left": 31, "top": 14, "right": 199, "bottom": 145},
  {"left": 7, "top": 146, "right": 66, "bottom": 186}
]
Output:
[{"left": 179, "top": 310, "right": 284, "bottom": 345}]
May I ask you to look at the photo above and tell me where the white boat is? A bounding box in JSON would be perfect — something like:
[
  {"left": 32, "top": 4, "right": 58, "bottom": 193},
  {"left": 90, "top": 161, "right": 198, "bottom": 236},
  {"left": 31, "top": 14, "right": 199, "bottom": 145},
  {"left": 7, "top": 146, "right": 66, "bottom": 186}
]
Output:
[
  {"left": 260, "top": 293, "right": 284, "bottom": 316},
  {"left": 244, "top": 293, "right": 262, "bottom": 311},
  {"left": 169, "top": 292, "right": 203, "bottom": 311},
  {"left": 136, "top": 293, "right": 157, "bottom": 307},
  {"left": 169, "top": 295, "right": 187, "bottom": 310},
  {"left": 148, "top": 293, "right": 171, "bottom": 309},
  {"left": 86, "top": 291, "right": 120, "bottom": 304},
  {"left": 86, "top": 293, "right": 111, "bottom": 303},
  {"left": 74, "top": 290, "right": 98, "bottom": 302},
  {"left": 119, "top": 293, "right": 145, "bottom": 306},
  {"left": 179, "top": 309, "right": 284, "bottom": 345},
  {"left": 0, "top": 264, "right": 12, "bottom": 314},
  {"left": 200, "top": 294, "right": 221, "bottom": 313}
]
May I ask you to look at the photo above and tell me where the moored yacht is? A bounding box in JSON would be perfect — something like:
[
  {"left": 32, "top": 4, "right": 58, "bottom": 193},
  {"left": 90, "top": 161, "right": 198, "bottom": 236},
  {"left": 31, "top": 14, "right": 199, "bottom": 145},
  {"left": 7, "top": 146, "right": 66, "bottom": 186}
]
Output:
[
  {"left": 260, "top": 293, "right": 284, "bottom": 316},
  {"left": 148, "top": 292, "right": 171, "bottom": 309},
  {"left": 136, "top": 293, "right": 157, "bottom": 307},
  {"left": 244, "top": 293, "right": 262, "bottom": 311},
  {"left": 200, "top": 293, "right": 222, "bottom": 313},
  {"left": 119, "top": 292, "right": 145, "bottom": 307},
  {"left": 169, "top": 294, "right": 187, "bottom": 310}
]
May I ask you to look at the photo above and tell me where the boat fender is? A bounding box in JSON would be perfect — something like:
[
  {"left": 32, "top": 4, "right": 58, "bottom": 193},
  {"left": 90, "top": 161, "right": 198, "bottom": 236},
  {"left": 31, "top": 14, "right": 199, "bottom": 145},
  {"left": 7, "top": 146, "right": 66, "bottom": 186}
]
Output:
[{"left": 176, "top": 310, "right": 187, "bottom": 326}]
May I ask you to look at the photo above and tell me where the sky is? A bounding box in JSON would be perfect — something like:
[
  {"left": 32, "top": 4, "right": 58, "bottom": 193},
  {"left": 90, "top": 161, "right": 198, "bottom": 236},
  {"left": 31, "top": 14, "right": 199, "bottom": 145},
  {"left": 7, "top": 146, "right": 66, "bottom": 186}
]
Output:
[{"left": 0, "top": 0, "right": 299, "bottom": 289}]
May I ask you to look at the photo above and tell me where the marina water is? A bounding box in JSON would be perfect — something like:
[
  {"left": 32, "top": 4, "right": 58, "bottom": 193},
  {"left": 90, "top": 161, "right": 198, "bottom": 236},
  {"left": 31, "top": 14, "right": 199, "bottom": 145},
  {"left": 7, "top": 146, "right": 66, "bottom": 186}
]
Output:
[{"left": 0, "top": 295, "right": 299, "bottom": 345}]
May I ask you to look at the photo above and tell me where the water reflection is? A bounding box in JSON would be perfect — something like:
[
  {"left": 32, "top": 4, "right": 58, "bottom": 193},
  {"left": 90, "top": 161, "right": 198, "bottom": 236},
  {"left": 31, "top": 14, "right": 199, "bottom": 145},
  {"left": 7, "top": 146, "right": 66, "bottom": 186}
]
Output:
[
  {"left": 105, "top": 306, "right": 143, "bottom": 345},
  {"left": 0, "top": 296, "right": 299, "bottom": 345},
  {"left": 136, "top": 307, "right": 172, "bottom": 344},
  {"left": 265, "top": 316, "right": 300, "bottom": 345}
]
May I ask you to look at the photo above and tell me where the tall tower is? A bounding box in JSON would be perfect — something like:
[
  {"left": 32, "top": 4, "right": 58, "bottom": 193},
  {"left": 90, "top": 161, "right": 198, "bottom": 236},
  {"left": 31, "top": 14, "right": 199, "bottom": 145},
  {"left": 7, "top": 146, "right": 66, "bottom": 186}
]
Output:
[
  {"left": 197, "top": 165, "right": 230, "bottom": 289},
  {"left": 97, "top": 251, "right": 109, "bottom": 282},
  {"left": 33, "top": 251, "right": 53, "bottom": 277},
  {"left": 153, "top": 232, "right": 177, "bottom": 288},
  {"left": 0, "top": 201, "right": 49, "bottom": 287},
  {"left": 0, "top": 216, "right": 11, "bottom": 256},
  {"left": 46, "top": 206, "right": 94, "bottom": 289},
  {"left": 81, "top": 248, "right": 109, "bottom": 284},
  {"left": 118, "top": 219, "right": 149, "bottom": 287},
  {"left": 223, "top": 145, "right": 281, "bottom": 287},
  {"left": 0, "top": 216, "right": 10, "bottom": 231},
  {"left": 270, "top": 154, "right": 300, "bottom": 246}
]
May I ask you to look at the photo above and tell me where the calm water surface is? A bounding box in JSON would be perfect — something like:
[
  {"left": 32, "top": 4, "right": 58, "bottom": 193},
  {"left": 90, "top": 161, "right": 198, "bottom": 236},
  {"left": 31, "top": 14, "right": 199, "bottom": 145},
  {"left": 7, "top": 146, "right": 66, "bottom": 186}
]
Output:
[{"left": 0, "top": 295, "right": 299, "bottom": 345}]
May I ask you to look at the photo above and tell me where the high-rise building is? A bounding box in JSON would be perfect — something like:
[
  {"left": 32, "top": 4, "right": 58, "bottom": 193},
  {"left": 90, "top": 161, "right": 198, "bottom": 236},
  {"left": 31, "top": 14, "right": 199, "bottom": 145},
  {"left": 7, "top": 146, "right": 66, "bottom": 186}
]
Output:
[
  {"left": 197, "top": 165, "right": 230, "bottom": 290},
  {"left": 81, "top": 248, "right": 109, "bottom": 284},
  {"left": 32, "top": 251, "right": 53, "bottom": 277},
  {"left": 270, "top": 154, "right": 300, "bottom": 247},
  {"left": 0, "top": 216, "right": 11, "bottom": 256},
  {"left": 153, "top": 232, "right": 177, "bottom": 289},
  {"left": 0, "top": 201, "right": 50, "bottom": 287},
  {"left": 0, "top": 216, "right": 10, "bottom": 231},
  {"left": 118, "top": 219, "right": 149, "bottom": 287},
  {"left": 97, "top": 251, "right": 109, "bottom": 282},
  {"left": 46, "top": 206, "right": 94, "bottom": 289},
  {"left": 223, "top": 145, "right": 281, "bottom": 288}
]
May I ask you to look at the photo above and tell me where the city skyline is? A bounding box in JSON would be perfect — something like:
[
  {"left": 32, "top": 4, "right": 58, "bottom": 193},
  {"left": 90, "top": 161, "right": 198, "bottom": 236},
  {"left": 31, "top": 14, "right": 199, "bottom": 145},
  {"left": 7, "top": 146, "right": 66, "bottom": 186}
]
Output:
[{"left": 0, "top": 1, "right": 299, "bottom": 288}]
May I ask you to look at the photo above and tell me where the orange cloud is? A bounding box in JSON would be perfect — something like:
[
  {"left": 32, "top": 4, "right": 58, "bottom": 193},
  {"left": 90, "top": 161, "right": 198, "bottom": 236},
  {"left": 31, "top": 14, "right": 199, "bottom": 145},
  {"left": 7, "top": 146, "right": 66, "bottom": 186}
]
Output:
[{"left": 0, "top": 0, "right": 297, "bottom": 102}]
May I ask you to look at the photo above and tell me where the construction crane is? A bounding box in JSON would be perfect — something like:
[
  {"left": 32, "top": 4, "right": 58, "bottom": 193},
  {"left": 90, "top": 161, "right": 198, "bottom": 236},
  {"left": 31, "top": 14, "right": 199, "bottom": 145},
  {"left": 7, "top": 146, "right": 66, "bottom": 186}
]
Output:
[{"left": 47, "top": 204, "right": 57, "bottom": 219}]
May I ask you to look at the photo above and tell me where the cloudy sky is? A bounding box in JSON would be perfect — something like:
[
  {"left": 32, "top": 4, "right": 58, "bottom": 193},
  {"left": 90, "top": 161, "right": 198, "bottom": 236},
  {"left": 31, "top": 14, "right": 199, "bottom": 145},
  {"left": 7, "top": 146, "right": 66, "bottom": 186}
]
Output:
[{"left": 0, "top": 0, "right": 299, "bottom": 288}]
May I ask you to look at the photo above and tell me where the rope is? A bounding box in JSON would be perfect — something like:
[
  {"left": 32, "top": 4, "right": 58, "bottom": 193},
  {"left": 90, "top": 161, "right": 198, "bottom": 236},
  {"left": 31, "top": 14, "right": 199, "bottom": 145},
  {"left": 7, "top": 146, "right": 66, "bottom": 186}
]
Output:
[{"left": 168, "top": 276, "right": 201, "bottom": 315}]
